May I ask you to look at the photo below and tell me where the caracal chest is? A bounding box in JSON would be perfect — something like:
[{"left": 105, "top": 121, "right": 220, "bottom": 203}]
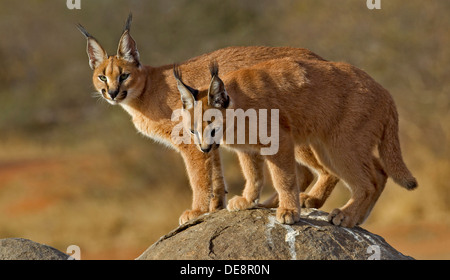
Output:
[{"left": 122, "top": 104, "right": 175, "bottom": 149}]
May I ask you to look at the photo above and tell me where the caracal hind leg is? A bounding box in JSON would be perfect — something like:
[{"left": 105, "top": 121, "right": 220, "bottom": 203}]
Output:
[
  {"left": 209, "top": 149, "right": 228, "bottom": 212},
  {"left": 327, "top": 149, "right": 377, "bottom": 227},
  {"left": 295, "top": 145, "right": 339, "bottom": 209},
  {"left": 265, "top": 136, "right": 301, "bottom": 224},
  {"left": 301, "top": 172, "right": 339, "bottom": 209},
  {"left": 358, "top": 157, "right": 388, "bottom": 224},
  {"left": 258, "top": 162, "right": 314, "bottom": 209},
  {"left": 178, "top": 144, "right": 214, "bottom": 224},
  {"left": 228, "top": 152, "right": 265, "bottom": 211}
]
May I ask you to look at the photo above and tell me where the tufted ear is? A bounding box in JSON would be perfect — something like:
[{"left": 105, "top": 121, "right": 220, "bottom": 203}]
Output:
[
  {"left": 173, "top": 65, "right": 198, "bottom": 110},
  {"left": 77, "top": 24, "right": 107, "bottom": 70},
  {"left": 117, "top": 13, "right": 140, "bottom": 65},
  {"left": 208, "top": 61, "right": 229, "bottom": 108}
]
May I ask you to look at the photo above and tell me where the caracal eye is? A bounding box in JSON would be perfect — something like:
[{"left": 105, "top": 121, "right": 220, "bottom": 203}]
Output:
[
  {"left": 120, "top": 73, "right": 130, "bottom": 82},
  {"left": 98, "top": 75, "right": 107, "bottom": 82}
]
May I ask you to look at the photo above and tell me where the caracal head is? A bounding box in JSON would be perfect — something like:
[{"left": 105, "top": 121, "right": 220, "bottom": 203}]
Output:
[
  {"left": 77, "top": 14, "right": 146, "bottom": 105},
  {"left": 173, "top": 62, "right": 231, "bottom": 153}
]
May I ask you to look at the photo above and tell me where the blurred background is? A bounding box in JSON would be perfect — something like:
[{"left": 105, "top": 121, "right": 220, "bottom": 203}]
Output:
[{"left": 0, "top": 0, "right": 448, "bottom": 259}]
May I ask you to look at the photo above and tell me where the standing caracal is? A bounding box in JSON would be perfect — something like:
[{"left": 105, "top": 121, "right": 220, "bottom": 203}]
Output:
[
  {"left": 77, "top": 14, "right": 338, "bottom": 224},
  {"left": 174, "top": 59, "right": 417, "bottom": 227}
]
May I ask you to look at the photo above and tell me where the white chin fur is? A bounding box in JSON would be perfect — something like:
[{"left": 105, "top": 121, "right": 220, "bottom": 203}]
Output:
[{"left": 106, "top": 99, "right": 119, "bottom": 105}]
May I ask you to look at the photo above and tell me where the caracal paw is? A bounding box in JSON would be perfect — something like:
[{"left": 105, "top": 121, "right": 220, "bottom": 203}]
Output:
[
  {"left": 276, "top": 207, "right": 301, "bottom": 225},
  {"left": 327, "top": 208, "right": 358, "bottom": 228},
  {"left": 179, "top": 209, "right": 206, "bottom": 225},
  {"left": 227, "top": 196, "right": 256, "bottom": 211},
  {"left": 300, "top": 193, "right": 324, "bottom": 209}
]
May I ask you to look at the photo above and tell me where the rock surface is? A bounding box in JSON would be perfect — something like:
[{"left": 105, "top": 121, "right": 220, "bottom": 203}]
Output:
[
  {"left": 137, "top": 208, "right": 413, "bottom": 260},
  {"left": 0, "top": 238, "right": 70, "bottom": 260},
  {"left": 0, "top": 209, "right": 414, "bottom": 260}
]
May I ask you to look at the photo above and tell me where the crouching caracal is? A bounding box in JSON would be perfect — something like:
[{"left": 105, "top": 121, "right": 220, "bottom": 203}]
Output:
[{"left": 174, "top": 59, "right": 417, "bottom": 227}]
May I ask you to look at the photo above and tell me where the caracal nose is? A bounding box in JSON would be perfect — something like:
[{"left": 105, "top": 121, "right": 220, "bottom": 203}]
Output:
[
  {"left": 200, "top": 145, "right": 212, "bottom": 153},
  {"left": 109, "top": 90, "right": 120, "bottom": 100}
]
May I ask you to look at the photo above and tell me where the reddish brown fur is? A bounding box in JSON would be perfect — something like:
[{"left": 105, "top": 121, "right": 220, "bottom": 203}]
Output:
[
  {"left": 176, "top": 58, "right": 417, "bottom": 227},
  {"left": 79, "top": 16, "right": 338, "bottom": 224}
]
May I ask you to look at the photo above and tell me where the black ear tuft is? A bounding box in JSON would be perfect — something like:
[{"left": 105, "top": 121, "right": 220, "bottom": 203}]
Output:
[
  {"left": 209, "top": 60, "right": 219, "bottom": 78},
  {"left": 76, "top": 24, "right": 92, "bottom": 39},
  {"left": 173, "top": 64, "right": 199, "bottom": 98},
  {"left": 173, "top": 64, "right": 183, "bottom": 81},
  {"left": 124, "top": 13, "right": 133, "bottom": 32}
]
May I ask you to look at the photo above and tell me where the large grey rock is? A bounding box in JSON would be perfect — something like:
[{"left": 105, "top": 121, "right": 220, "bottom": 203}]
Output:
[
  {"left": 137, "top": 208, "right": 413, "bottom": 260},
  {"left": 0, "top": 238, "right": 70, "bottom": 260}
]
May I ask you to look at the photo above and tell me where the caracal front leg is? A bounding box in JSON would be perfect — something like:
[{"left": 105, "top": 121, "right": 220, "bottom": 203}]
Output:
[
  {"left": 178, "top": 144, "right": 213, "bottom": 224},
  {"left": 227, "top": 151, "right": 265, "bottom": 211},
  {"left": 265, "top": 136, "right": 301, "bottom": 224},
  {"left": 258, "top": 162, "right": 314, "bottom": 209},
  {"left": 209, "top": 149, "right": 228, "bottom": 212}
]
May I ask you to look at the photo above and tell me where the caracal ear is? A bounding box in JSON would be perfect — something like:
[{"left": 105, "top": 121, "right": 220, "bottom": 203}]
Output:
[
  {"left": 173, "top": 65, "right": 197, "bottom": 110},
  {"left": 208, "top": 62, "right": 229, "bottom": 108},
  {"left": 117, "top": 13, "right": 140, "bottom": 65},
  {"left": 77, "top": 24, "right": 108, "bottom": 70}
]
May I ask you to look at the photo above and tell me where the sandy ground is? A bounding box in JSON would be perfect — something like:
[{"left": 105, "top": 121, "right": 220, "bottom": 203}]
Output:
[{"left": 0, "top": 157, "right": 449, "bottom": 260}]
